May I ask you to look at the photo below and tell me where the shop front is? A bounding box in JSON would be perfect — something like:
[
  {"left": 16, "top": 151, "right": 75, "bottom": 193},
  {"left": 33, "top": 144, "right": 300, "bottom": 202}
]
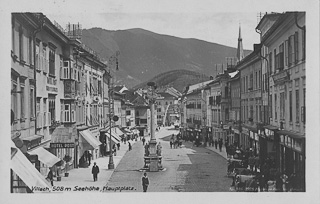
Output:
[
  {"left": 240, "top": 127, "right": 250, "bottom": 150},
  {"left": 249, "top": 131, "right": 259, "bottom": 155},
  {"left": 278, "top": 130, "right": 305, "bottom": 179},
  {"left": 50, "top": 126, "right": 77, "bottom": 173},
  {"left": 259, "top": 125, "right": 278, "bottom": 168},
  {"left": 232, "top": 127, "right": 240, "bottom": 147}
]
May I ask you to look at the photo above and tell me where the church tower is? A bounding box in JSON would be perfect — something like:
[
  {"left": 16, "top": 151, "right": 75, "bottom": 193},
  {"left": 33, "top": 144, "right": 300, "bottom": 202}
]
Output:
[{"left": 236, "top": 24, "right": 244, "bottom": 63}]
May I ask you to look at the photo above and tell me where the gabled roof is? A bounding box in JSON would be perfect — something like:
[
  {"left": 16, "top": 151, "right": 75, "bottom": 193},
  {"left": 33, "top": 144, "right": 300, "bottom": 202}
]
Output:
[
  {"left": 184, "top": 80, "right": 214, "bottom": 95},
  {"left": 157, "top": 92, "right": 177, "bottom": 99}
]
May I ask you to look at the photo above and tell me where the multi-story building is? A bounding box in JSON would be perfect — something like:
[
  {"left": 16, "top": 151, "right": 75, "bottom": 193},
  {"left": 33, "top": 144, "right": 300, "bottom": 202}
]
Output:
[
  {"left": 11, "top": 12, "right": 54, "bottom": 193},
  {"left": 155, "top": 92, "right": 177, "bottom": 126},
  {"left": 183, "top": 80, "right": 213, "bottom": 142},
  {"left": 236, "top": 45, "right": 263, "bottom": 153},
  {"left": 257, "top": 12, "right": 305, "bottom": 188},
  {"left": 228, "top": 71, "right": 241, "bottom": 145}
]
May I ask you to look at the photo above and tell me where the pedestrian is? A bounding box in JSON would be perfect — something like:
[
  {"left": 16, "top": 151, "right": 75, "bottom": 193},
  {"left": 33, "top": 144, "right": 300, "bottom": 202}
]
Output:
[
  {"left": 142, "top": 172, "right": 149, "bottom": 192},
  {"left": 157, "top": 142, "right": 162, "bottom": 156},
  {"left": 92, "top": 162, "right": 99, "bottom": 182},
  {"left": 281, "top": 172, "right": 289, "bottom": 192},
  {"left": 142, "top": 137, "right": 146, "bottom": 146},
  {"left": 117, "top": 142, "right": 120, "bottom": 151},
  {"left": 128, "top": 141, "right": 132, "bottom": 151},
  {"left": 87, "top": 151, "right": 92, "bottom": 166},
  {"left": 46, "top": 168, "right": 54, "bottom": 186},
  {"left": 144, "top": 143, "right": 149, "bottom": 156},
  {"left": 214, "top": 139, "right": 218, "bottom": 149},
  {"left": 218, "top": 139, "right": 223, "bottom": 152},
  {"left": 170, "top": 138, "right": 173, "bottom": 149}
]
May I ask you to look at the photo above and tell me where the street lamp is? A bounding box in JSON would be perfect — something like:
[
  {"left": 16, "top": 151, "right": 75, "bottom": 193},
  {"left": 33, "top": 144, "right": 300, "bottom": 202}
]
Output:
[{"left": 107, "top": 51, "right": 120, "bottom": 169}]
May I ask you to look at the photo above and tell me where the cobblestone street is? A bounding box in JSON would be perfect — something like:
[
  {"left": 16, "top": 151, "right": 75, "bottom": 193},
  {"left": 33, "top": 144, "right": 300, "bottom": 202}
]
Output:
[{"left": 105, "top": 127, "right": 231, "bottom": 192}]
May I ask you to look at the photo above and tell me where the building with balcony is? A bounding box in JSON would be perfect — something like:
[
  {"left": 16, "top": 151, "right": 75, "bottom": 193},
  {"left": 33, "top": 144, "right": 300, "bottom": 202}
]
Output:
[{"left": 257, "top": 12, "right": 305, "bottom": 188}]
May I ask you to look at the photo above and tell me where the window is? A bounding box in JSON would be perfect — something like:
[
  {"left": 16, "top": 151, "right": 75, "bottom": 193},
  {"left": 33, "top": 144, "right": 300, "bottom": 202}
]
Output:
[
  {"left": 49, "top": 48, "right": 55, "bottom": 76},
  {"left": 273, "top": 49, "right": 277, "bottom": 73},
  {"left": 269, "top": 52, "right": 272, "bottom": 74},
  {"left": 258, "top": 70, "right": 261, "bottom": 89},
  {"left": 29, "top": 37, "right": 33, "bottom": 65},
  {"left": 288, "top": 35, "right": 295, "bottom": 66},
  {"left": 126, "top": 110, "right": 131, "bottom": 115},
  {"left": 296, "top": 90, "right": 299, "bottom": 122},
  {"left": 20, "top": 82, "right": 25, "bottom": 118},
  {"left": 30, "top": 87, "right": 35, "bottom": 118},
  {"left": 280, "top": 92, "right": 285, "bottom": 120},
  {"left": 274, "top": 93, "right": 277, "bottom": 120},
  {"left": 11, "top": 78, "right": 18, "bottom": 120},
  {"left": 302, "top": 27, "right": 306, "bottom": 60},
  {"left": 62, "top": 61, "right": 69, "bottom": 79},
  {"left": 64, "top": 104, "right": 70, "bottom": 122},
  {"left": 285, "top": 40, "right": 288, "bottom": 66},
  {"left": 276, "top": 43, "right": 284, "bottom": 70},
  {"left": 302, "top": 88, "right": 305, "bottom": 123},
  {"left": 19, "top": 26, "right": 23, "bottom": 61},
  {"left": 42, "top": 45, "right": 48, "bottom": 73},
  {"left": 12, "top": 17, "right": 15, "bottom": 54},
  {"left": 165, "top": 102, "right": 168, "bottom": 105},
  {"left": 294, "top": 32, "right": 299, "bottom": 63},
  {"left": 250, "top": 106, "right": 253, "bottom": 119},
  {"left": 255, "top": 72, "right": 258, "bottom": 90},
  {"left": 35, "top": 43, "right": 40, "bottom": 70},
  {"left": 289, "top": 91, "right": 293, "bottom": 121},
  {"left": 98, "top": 80, "right": 101, "bottom": 94},
  {"left": 48, "top": 95, "right": 55, "bottom": 123},
  {"left": 269, "top": 94, "right": 272, "bottom": 119},
  {"left": 249, "top": 74, "right": 253, "bottom": 90}
]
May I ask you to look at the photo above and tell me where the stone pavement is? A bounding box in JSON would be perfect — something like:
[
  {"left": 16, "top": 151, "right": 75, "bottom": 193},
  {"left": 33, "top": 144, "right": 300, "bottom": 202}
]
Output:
[
  {"left": 106, "top": 126, "right": 231, "bottom": 192},
  {"left": 51, "top": 138, "right": 139, "bottom": 192}
]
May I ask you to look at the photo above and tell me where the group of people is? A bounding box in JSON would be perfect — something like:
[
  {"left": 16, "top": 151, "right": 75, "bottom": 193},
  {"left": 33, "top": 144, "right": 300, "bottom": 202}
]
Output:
[{"left": 170, "top": 134, "right": 182, "bottom": 149}]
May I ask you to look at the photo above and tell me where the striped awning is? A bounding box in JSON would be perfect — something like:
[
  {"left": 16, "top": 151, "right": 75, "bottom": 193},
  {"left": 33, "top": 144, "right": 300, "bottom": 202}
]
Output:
[
  {"left": 11, "top": 142, "right": 51, "bottom": 192},
  {"left": 28, "top": 147, "right": 61, "bottom": 167},
  {"left": 79, "top": 129, "right": 102, "bottom": 149}
]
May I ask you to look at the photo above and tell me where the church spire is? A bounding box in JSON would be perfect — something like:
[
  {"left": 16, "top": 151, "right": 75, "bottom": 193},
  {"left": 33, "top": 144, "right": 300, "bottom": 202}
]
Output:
[{"left": 237, "top": 24, "right": 244, "bottom": 63}]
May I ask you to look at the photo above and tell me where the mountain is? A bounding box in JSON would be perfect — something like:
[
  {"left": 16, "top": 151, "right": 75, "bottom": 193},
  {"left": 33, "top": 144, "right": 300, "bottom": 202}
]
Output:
[
  {"left": 133, "top": 69, "right": 210, "bottom": 93},
  {"left": 81, "top": 28, "right": 251, "bottom": 88}
]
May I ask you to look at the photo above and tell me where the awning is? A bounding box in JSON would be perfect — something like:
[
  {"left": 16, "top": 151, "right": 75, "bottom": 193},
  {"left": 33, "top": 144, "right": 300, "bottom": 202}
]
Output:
[
  {"left": 21, "top": 135, "right": 43, "bottom": 141},
  {"left": 277, "top": 130, "right": 305, "bottom": 139},
  {"left": 104, "top": 132, "right": 120, "bottom": 143},
  {"left": 112, "top": 127, "right": 125, "bottom": 136},
  {"left": 264, "top": 125, "right": 279, "bottom": 130},
  {"left": 79, "top": 129, "right": 102, "bottom": 149},
  {"left": 11, "top": 142, "right": 51, "bottom": 192},
  {"left": 28, "top": 147, "right": 61, "bottom": 167}
]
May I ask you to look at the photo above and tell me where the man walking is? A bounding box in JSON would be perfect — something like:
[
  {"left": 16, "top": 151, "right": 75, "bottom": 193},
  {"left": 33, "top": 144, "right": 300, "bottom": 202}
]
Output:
[
  {"left": 142, "top": 137, "right": 146, "bottom": 146},
  {"left": 46, "top": 168, "right": 54, "bottom": 186},
  {"left": 142, "top": 172, "right": 149, "bottom": 192},
  {"left": 92, "top": 162, "right": 99, "bottom": 182}
]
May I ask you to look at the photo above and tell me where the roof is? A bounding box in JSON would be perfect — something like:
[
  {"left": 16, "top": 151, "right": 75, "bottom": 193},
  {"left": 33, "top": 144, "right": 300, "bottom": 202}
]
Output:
[
  {"left": 157, "top": 92, "right": 176, "bottom": 99},
  {"left": 185, "top": 80, "right": 214, "bottom": 95},
  {"left": 256, "top": 12, "right": 282, "bottom": 30}
]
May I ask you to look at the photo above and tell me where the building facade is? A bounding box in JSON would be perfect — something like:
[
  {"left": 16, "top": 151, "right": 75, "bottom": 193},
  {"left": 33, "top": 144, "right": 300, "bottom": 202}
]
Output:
[{"left": 258, "top": 12, "right": 305, "bottom": 187}]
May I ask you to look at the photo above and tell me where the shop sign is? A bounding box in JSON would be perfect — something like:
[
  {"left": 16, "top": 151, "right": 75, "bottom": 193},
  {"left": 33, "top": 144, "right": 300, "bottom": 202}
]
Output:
[
  {"left": 50, "top": 143, "right": 75, "bottom": 148},
  {"left": 242, "top": 127, "right": 249, "bottom": 135}
]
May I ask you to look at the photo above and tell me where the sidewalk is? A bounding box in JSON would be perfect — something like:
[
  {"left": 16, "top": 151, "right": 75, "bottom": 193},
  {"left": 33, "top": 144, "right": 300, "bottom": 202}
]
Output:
[
  {"left": 53, "top": 138, "right": 139, "bottom": 192},
  {"left": 205, "top": 145, "right": 228, "bottom": 160}
]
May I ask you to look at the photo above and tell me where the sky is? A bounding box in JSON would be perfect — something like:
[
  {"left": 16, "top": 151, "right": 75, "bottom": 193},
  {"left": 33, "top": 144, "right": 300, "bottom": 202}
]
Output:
[{"left": 46, "top": 12, "right": 261, "bottom": 50}]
